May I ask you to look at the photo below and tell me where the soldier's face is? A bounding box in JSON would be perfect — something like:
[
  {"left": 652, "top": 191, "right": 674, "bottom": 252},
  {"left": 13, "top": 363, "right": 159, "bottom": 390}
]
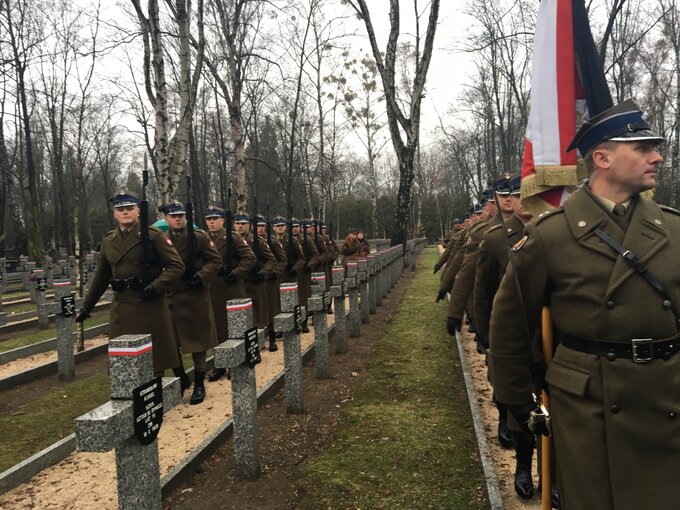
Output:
[
  {"left": 205, "top": 217, "right": 224, "bottom": 232},
  {"left": 496, "top": 194, "right": 513, "bottom": 215},
  {"left": 595, "top": 141, "right": 663, "bottom": 194},
  {"left": 292, "top": 225, "right": 300, "bottom": 235},
  {"left": 113, "top": 205, "right": 140, "bottom": 227},
  {"left": 274, "top": 225, "right": 286, "bottom": 235},
  {"left": 511, "top": 195, "right": 533, "bottom": 222},
  {"left": 305, "top": 225, "right": 314, "bottom": 235},
  {"left": 235, "top": 221, "right": 249, "bottom": 234},
  {"left": 256, "top": 225, "right": 265, "bottom": 236},
  {"left": 166, "top": 214, "right": 186, "bottom": 230}
]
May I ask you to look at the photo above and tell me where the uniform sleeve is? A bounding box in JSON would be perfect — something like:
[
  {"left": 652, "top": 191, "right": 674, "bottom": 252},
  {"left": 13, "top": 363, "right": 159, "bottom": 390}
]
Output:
[
  {"left": 292, "top": 239, "right": 306, "bottom": 274},
  {"left": 305, "top": 238, "right": 321, "bottom": 271},
  {"left": 197, "top": 232, "right": 222, "bottom": 282},
  {"left": 257, "top": 238, "right": 278, "bottom": 277},
  {"left": 150, "top": 230, "right": 185, "bottom": 292},
  {"left": 272, "top": 239, "right": 288, "bottom": 276},
  {"left": 233, "top": 234, "right": 256, "bottom": 280},
  {"left": 488, "top": 223, "right": 549, "bottom": 406},
  {"left": 447, "top": 239, "right": 482, "bottom": 320},
  {"left": 82, "top": 239, "right": 113, "bottom": 310},
  {"left": 474, "top": 237, "right": 498, "bottom": 336},
  {"left": 440, "top": 240, "right": 466, "bottom": 292}
]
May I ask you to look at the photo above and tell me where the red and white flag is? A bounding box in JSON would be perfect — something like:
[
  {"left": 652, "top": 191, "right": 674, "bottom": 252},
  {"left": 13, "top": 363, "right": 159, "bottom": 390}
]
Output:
[{"left": 521, "top": 0, "right": 611, "bottom": 213}]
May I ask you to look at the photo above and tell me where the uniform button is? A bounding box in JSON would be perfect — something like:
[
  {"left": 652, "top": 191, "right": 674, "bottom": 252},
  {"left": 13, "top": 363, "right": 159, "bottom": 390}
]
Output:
[
  {"left": 606, "top": 301, "right": 615, "bottom": 309},
  {"left": 663, "top": 300, "right": 672, "bottom": 309},
  {"left": 611, "top": 405, "right": 621, "bottom": 414},
  {"left": 606, "top": 352, "right": 616, "bottom": 362}
]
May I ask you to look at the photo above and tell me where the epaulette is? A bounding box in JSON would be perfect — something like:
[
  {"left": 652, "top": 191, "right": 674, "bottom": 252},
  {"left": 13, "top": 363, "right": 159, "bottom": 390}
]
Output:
[
  {"left": 105, "top": 229, "right": 116, "bottom": 237},
  {"left": 534, "top": 207, "right": 564, "bottom": 226},
  {"left": 194, "top": 228, "right": 207, "bottom": 234},
  {"left": 660, "top": 204, "right": 680, "bottom": 217},
  {"left": 487, "top": 224, "right": 503, "bottom": 233}
]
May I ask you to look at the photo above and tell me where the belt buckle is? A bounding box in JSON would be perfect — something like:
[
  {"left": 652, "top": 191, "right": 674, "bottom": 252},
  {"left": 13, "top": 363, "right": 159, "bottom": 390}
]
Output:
[{"left": 631, "top": 338, "right": 653, "bottom": 363}]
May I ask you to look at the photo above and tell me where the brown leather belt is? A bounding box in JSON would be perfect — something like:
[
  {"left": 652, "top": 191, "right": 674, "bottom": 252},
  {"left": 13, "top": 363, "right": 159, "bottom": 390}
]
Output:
[{"left": 561, "top": 334, "right": 680, "bottom": 363}]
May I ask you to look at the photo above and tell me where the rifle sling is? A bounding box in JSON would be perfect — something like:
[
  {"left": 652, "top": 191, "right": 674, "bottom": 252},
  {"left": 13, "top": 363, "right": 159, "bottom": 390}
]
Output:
[{"left": 592, "top": 226, "right": 680, "bottom": 321}]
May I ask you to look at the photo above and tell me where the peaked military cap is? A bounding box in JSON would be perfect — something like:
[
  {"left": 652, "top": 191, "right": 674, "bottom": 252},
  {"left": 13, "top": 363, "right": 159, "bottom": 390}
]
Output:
[
  {"left": 291, "top": 217, "right": 301, "bottom": 227},
  {"left": 233, "top": 212, "right": 250, "bottom": 223},
  {"left": 253, "top": 214, "right": 266, "bottom": 226},
  {"left": 348, "top": 227, "right": 358, "bottom": 234},
  {"left": 302, "top": 218, "right": 314, "bottom": 227},
  {"left": 482, "top": 187, "right": 495, "bottom": 202},
  {"left": 567, "top": 98, "right": 665, "bottom": 156},
  {"left": 110, "top": 191, "right": 139, "bottom": 208},
  {"left": 272, "top": 216, "right": 287, "bottom": 226},
  {"left": 203, "top": 205, "right": 225, "bottom": 218},
  {"left": 318, "top": 220, "right": 326, "bottom": 227},
  {"left": 508, "top": 175, "right": 521, "bottom": 195},
  {"left": 160, "top": 200, "right": 185, "bottom": 215},
  {"left": 494, "top": 177, "right": 511, "bottom": 195},
  {"left": 452, "top": 218, "right": 462, "bottom": 224},
  {"left": 473, "top": 203, "right": 484, "bottom": 214}
]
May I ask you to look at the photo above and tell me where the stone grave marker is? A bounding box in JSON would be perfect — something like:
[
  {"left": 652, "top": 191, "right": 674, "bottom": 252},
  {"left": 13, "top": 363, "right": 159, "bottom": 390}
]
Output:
[{"left": 75, "top": 335, "right": 181, "bottom": 510}]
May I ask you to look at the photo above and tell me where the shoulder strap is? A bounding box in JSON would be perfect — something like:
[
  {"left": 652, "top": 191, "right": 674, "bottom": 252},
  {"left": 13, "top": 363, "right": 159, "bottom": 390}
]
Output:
[{"left": 593, "top": 227, "right": 680, "bottom": 321}]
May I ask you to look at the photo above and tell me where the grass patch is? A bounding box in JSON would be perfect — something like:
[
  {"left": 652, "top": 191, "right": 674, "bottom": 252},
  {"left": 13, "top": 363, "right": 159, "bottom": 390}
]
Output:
[
  {"left": 0, "top": 373, "right": 110, "bottom": 472},
  {"left": 297, "top": 247, "right": 488, "bottom": 510},
  {"left": 0, "top": 314, "right": 109, "bottom": 353}
]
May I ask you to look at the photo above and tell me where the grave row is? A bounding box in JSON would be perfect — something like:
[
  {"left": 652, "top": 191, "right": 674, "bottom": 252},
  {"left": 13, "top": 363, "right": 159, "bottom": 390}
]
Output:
[{"left": 71, "top": 240, "right": 425, "bottom": 510}]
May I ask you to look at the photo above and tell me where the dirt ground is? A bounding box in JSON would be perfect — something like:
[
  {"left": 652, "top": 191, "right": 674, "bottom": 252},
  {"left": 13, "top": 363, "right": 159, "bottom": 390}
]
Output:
[{"left": 165, "top": 272, "right": 414, "bottom": 510}]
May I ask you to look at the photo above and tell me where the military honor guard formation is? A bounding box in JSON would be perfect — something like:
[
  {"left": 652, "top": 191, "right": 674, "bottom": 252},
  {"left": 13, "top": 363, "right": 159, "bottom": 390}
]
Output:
[{"left": 436, "top": 98, "right": 679, "bottom": 510}]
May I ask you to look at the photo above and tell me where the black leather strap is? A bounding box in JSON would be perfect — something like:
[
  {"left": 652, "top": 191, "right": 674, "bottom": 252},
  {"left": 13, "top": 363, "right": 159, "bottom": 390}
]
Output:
[
  {"left": 561, "top": 334, "right": 680, "bottom": 362},
  {"left": 593, "top": 227, "right": 680, "bottom": 321}
]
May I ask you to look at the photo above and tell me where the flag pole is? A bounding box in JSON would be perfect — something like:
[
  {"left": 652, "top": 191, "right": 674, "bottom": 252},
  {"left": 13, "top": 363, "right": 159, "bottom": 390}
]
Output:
[{"left": 541, "top": 306, "right": 554, "bottom": 510}]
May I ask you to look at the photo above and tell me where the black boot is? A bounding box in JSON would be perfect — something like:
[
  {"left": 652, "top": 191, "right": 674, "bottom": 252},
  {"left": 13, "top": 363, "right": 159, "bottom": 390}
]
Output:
[
  {"left": 326, "top": 302, "right": 333, "bottom": 315},
  {"left": 208, "top": 367, "right": 227, "bottom": 382},
  {"left": 513, "top": 431, "right": 535, "bottom": 499},
  {"left": 172, "top": 367, "right": 191, "bottom": 396},
  {"left": 268, "top": 331, "right": 278, "bottom": 352},
  {"left": 514, "top": 462, "right": 534, "bottom": 499},
  {"left": 551, "top": 484, "right": 561, "bottom": 509},
  {"left": 190, "top": 372, "right": 206, "bottom": 405},
  {"left": 497, "top": 408, "right": 514, "bottom": 449},
  {"left": 301, "top": 317, "right": 310, "bottom": 333}
]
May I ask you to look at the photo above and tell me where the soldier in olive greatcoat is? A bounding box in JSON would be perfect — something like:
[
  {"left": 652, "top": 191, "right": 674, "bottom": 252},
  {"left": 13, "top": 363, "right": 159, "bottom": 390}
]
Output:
[
  {"left": 203, "top": 205, "right": 257, "bottom": 382},
  {"left": 234, "top": 213, "right": 278, "bottom": 331},
  {"left": 78, "top": 192, "right": 184, "bottom": 376},
  {"left": 163, "top": 200, "right": 222, "bottom": 405},
  {"left": 256, "top": 214, "right": 287, "bottom": 351},
  {"left": 296, "top": 219, "right": 321, "bottom": 332},
  {"left": 489, "top": 100, "right": 680, "bottom": 509}
]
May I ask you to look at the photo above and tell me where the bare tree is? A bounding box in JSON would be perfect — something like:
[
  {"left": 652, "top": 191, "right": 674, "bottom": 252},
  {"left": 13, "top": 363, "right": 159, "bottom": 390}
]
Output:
[{"left": 343, "top": 0, "right": 440, "bottom": 246}]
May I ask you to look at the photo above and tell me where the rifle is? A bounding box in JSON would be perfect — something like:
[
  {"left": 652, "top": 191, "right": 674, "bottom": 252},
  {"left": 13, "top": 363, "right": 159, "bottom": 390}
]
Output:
[
  {"left": 139, "top": 169, "right": 152, "bottom": 287},
  {"left": 185, "top": 175, "right": 197, "bottom": 278},
  {"left": 223, "top": 187, "right": 233, "bottom": 273},
  {"left": 251, "top": 195, "right": 262, "bottom": 273},
  {"left": 302, "top": 208, "right": 310, "bottom": 258},
  {"left": 266, "top": 201, "right": 272, "bottom": 248},
  {"left": 314, "top": 207, "right": 319, "bottom": 242},
  {"left": 286, "top": 206, "right": 295, "bottom": 271}
]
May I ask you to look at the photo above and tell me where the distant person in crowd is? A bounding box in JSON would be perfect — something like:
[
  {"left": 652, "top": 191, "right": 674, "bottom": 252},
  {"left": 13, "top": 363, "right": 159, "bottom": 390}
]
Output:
[
  {"left": 341, "top": 227, "right": 361, "bottom": 266},
  {"left": 357, "top": 229, "right": 370, "bottom": 256}
]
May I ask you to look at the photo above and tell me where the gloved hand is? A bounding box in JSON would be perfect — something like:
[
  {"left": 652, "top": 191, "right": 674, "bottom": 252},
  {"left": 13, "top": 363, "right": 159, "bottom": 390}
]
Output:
[
  {"left": 188, "top": 273, "right": 203, "bottom": 290},
  {"left": 478, "top": 333, "right": 489, "bottom": 349},
  {"left": 253, "top": 272, "right": 265, "bottom": 283},
  {"left": 75, "top": 308, "right": 91, "bottom": 323},
  {"left": 447, "top": 316, "right": 462, "bottom": 336},
  {"left": 217, "top": 266, "right": 228, "bottom": 276},
  {"left": 223, "top": 271, "right": 238, "bottom": 284},
  {"left": 268, "top": 272, "right": 278, "bottom": 281},
  {"left": 436, "top": 289, "right": 447, "bottom": 302},
  {"left": 508, "top": 402, "right": 551, "bottom": 436},
  {"left": 142, "top": 284, "right": 160, "bottom": 300},
  {"left": 287, "top": 269, "right": 297, "bottom": 278},
  {"left": 433, "top": 263, "right": 441, "bottom": 274}
]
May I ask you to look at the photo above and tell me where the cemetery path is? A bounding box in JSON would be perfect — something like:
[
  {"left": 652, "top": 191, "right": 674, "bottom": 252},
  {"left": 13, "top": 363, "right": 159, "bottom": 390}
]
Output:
[
  {"left": 0, "top": 336, "right": 108, "bottom": 380},
  {"left": 460, "top": 326, "right": 541, "bottom": 509},
  {"left": 165, "top": 268, "right": 416, "bottom": 510}
]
